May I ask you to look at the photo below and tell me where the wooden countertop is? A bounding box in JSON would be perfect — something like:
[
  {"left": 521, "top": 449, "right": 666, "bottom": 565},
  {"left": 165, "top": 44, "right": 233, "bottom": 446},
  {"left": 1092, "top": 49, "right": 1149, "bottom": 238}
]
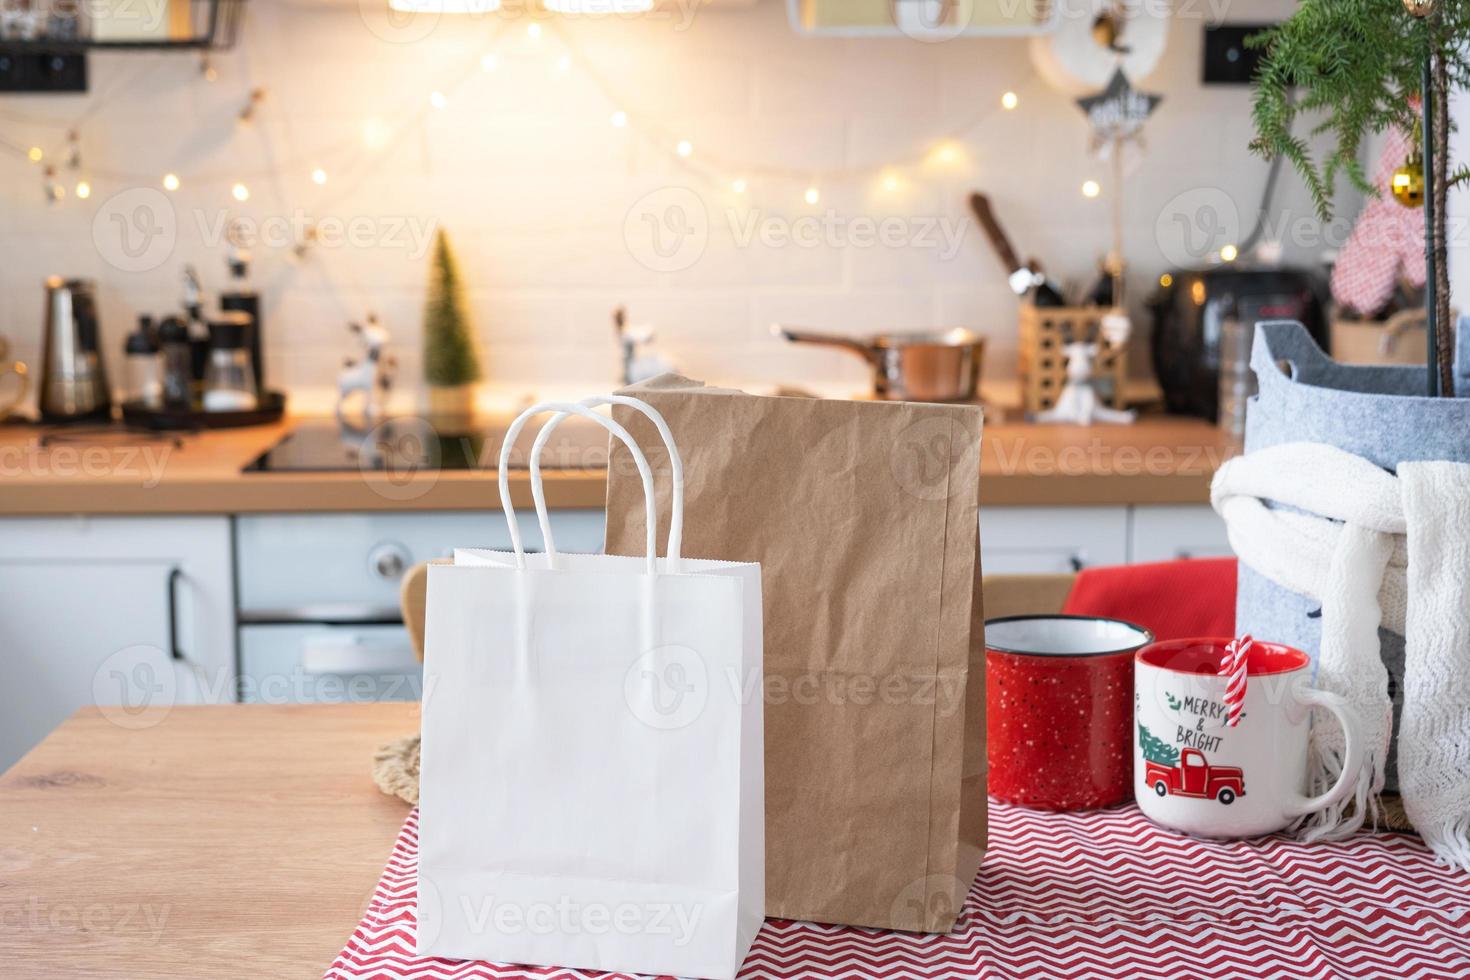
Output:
[
  {"left": 0, "top": 415, "right": 1235, "bottom": 515},
  {"left": 0, "top": 704, "right": 417, "bottom": 979}
]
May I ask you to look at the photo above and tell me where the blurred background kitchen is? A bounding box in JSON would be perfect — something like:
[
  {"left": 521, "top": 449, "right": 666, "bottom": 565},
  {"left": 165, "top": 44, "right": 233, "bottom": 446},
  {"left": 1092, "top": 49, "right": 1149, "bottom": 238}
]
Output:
[{"left": 1, "top": 0, "right": 1463, "bottom": 771}]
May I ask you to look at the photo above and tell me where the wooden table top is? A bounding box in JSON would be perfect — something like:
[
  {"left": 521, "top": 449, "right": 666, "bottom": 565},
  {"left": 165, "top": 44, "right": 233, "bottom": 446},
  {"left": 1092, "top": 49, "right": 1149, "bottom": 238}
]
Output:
[
  {"left": 0, "top": 414, "right": 1234, "bottom": 515},
  {"left": 0, "top": 704, "right": 418, "bottom": 979}
]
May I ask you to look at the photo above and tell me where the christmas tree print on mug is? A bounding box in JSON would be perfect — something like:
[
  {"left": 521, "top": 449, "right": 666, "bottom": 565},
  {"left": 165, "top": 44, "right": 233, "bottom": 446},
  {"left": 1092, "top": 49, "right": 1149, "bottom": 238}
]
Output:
[{"left": 1134, "top": 638, "right": 1364, "bottom": 838}]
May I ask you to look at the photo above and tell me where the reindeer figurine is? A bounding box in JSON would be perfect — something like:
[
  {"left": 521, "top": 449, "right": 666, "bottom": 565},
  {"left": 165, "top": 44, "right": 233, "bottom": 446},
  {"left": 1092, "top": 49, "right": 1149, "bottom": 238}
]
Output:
[
  {"left": 336, "top": 314, "right": 397, "bottom": 426},
  {"left": 1035, "top": 309, "right": 1136, "bottom": 425}
]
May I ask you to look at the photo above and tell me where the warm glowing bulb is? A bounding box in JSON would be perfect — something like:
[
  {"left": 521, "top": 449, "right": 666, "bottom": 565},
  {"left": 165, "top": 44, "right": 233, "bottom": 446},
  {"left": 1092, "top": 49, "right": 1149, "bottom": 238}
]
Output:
[
  {"left": 676, "top": 140, "right": 693, "bottom": 158},
  {"left": 363, "top": 117, "right": 390, "bottom": 150},
  {"left": 27, "top": 146, "right": 42, "bottom": 163},
  {"left": 232, "top": 183, "right": 250, "bottom": 202},
  {"left": 481, "top": 53, "right": 497, "bottom": 72},
  {"left": 804, "top": 187, "right": 820, "bottom": 205},
  {"left": 1081, "top": 180, "right": 1101, "bottom": 198},
  {"left": 1220, "top": 243, "right": 1239, "bottom": 263},
  {"left": 1001, "top": 91, "right": 1018, "bottom": 110},
  {"left": 526, "top": 22, "right": 541, "bottom": 38},
  {"left": 1159, "top": 273, "right": 1174, "bottom": 288},
  {"left": 732, "top": 178, "right": 747, "bottom": 194},
  {"left": 610, "top": 110, "right": 627, "bottom": 128},
  {"left": 74, "top": 180, "right": 91, "bottom": 199},
  {"left": 882, "top": 172, "right": 900, "bottom": 192},
  {"left": 935, "top": 145, "right": 955, "bottom": 164},
  {"left": 162, "top": 173, "right": 180, "bottom": 191},
  {"left": 311, "top": 168, "right": 328, "bottom": 185},
  {"left": 429, "top": 91, "right": 447, "bottom": 109}
]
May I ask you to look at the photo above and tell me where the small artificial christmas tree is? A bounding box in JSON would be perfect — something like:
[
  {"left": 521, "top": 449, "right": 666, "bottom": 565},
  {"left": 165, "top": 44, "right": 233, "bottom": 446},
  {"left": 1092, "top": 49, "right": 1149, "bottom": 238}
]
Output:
[
  {"left": 422, "top": 229, "right": 481, "bottom": 406},
  {"left": 1250, "top": 0, "right": 1469, "bottom": 395}
]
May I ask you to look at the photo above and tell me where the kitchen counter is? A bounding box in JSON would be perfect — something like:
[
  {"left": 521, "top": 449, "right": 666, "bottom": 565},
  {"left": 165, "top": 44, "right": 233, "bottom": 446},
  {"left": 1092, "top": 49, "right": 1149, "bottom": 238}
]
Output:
[
  {"left": 0, "top": 703, "right": 417, "bottom": 979},
  {"left": 0, "top": 415, "right": 1235, "bottom": 514}
]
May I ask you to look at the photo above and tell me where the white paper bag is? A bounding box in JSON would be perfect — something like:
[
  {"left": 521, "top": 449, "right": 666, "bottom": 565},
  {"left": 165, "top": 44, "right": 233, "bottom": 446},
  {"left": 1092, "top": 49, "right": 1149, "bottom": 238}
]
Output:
[{"left": 416, "top": 395, "right": 764, "bottom": 980}]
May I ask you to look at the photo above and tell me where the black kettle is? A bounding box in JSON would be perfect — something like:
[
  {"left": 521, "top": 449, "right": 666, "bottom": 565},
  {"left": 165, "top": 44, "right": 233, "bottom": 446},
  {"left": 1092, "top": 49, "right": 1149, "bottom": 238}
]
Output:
[{"left": 1148, "top": 267, "right": 1328, "bottom": 421}]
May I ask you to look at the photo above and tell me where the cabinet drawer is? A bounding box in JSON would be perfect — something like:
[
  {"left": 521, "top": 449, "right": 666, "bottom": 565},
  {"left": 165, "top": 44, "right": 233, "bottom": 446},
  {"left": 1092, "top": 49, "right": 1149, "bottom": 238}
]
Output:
[
  {"left": 238, "top": 624, "right": 422, "bottom": 704},
  {"left": 979, "top": 506, "right": 1129, "bottom": 575},
  {"left": 1130, "top": 505, "right": 1233, "bottom": 563},
  {"left": 236, "top": 510, "right": 605, "bottom": 613}
]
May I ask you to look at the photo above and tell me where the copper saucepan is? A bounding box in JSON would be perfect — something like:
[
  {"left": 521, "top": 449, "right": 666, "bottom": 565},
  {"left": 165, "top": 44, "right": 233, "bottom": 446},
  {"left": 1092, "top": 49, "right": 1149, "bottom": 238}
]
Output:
[{"left": 773, "top": 325, "right": 985, "bottom": 403}]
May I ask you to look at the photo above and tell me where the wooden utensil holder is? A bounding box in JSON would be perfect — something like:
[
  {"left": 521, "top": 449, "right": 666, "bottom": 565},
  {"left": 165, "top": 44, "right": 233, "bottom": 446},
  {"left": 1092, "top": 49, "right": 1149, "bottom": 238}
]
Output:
[{"left": 1018, "top": 304, "right": 1129, "bottom": 414}]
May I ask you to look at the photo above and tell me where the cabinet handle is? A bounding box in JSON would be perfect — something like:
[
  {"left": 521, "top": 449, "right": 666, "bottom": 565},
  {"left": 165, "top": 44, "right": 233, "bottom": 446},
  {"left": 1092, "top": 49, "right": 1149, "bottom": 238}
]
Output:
[{"left": 167, "top": 567, "right": 186, "bottom": 662}]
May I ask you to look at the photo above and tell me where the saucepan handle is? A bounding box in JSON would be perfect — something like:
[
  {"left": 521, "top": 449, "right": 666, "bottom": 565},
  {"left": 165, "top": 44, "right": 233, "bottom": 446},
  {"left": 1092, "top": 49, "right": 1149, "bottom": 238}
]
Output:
[{"left": 771, "top": 324, "right": 881, "bottom": 366}]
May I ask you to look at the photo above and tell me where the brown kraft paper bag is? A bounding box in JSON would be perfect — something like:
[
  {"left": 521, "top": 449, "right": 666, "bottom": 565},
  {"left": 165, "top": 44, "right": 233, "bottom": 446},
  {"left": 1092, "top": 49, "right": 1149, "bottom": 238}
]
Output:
[{"left": 603, "top": 376, "right": 986, "bottom": 932}]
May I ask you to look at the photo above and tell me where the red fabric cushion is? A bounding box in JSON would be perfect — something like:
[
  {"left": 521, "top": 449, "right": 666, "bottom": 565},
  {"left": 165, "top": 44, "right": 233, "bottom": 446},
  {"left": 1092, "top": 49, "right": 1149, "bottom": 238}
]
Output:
[{"left": 1060, "top": 558, "right": 1237, "bottom": 641}]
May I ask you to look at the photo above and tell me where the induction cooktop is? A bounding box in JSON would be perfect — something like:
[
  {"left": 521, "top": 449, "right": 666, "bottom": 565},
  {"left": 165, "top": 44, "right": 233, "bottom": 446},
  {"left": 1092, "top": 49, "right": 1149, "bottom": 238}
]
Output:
[{"left": 244, "top": 415, "right": 612, "bottom": 473}]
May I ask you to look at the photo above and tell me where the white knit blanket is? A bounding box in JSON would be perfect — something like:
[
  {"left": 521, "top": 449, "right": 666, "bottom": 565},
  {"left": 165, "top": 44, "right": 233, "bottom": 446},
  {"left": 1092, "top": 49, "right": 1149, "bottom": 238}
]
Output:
[{"left": 1212, "top": 442, "right": 1470, "bottom": 869}]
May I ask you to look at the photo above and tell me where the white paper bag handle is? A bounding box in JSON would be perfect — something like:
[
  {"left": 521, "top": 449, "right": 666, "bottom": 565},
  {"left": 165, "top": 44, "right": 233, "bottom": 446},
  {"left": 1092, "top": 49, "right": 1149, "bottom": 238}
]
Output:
[
  {"left": 529, "top": 395, "right": 683, "bottom": 573},
  {"left": 498, "top": 401, "right": 658, "bottom": 577}
]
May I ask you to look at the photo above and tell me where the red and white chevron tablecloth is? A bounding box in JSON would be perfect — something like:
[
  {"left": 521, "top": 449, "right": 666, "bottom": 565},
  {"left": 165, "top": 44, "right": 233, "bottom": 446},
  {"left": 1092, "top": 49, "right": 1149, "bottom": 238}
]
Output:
[{"left": 324, "top": 804, "right": 1470, "bottom": 980}]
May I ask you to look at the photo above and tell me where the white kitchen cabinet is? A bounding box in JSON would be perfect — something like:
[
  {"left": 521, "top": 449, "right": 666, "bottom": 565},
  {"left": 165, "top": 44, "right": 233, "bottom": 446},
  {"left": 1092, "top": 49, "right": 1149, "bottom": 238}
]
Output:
[
  {"left": 979, "top": 506, "right": 1131, "bottom": 575},
  {"left": 0, "top": 516, "right": 234, "bottom": 773},
  {"left": 1130, "top": 505, "right": 1233, "bottom": 563},
  {"left": 233, "top": 510, "right": 605, "bottom": 705}
]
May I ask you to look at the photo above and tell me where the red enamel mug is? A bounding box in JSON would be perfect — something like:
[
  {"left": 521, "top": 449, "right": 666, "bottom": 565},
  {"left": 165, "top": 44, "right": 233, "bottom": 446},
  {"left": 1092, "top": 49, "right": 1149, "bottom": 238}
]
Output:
[{"left": 986, "top": 615, "right": 1154, "bottom": 811}]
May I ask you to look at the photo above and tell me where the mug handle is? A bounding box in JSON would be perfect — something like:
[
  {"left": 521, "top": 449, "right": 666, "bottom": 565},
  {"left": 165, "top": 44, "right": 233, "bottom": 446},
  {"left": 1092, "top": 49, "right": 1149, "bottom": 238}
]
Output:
[{"left": 1283, "top": 684, "right": 1364, "bottom": 819}]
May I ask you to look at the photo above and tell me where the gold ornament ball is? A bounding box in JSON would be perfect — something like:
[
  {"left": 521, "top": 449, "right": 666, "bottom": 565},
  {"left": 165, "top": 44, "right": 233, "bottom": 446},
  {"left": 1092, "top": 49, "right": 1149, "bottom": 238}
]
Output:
[
  {"left": 1403, "top": 0, "right": 1434, "bottom": 17},
  {"left": 1392, "top": 156, "right": 1425, "bottom": 208}
]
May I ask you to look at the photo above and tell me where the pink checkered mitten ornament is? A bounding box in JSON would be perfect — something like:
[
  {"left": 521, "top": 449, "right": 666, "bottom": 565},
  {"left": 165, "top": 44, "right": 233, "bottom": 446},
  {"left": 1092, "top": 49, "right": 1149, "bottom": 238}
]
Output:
[{"left": 1330, "top": 126, "right": 1426, "bottom": 317}]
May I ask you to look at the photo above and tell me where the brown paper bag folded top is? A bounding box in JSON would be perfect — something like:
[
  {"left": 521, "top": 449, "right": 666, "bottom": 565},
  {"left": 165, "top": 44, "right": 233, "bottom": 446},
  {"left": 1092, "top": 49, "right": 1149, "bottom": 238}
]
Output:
[{"left": 604, "top": 376, "right": 986, "bottom": 932}]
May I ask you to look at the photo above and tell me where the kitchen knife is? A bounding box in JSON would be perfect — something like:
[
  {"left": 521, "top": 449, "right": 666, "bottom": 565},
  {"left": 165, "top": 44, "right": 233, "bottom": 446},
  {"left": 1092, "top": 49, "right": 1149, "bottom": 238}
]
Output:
[{"left": 967, "top": 192, "right": 1065, "bottom": 306}]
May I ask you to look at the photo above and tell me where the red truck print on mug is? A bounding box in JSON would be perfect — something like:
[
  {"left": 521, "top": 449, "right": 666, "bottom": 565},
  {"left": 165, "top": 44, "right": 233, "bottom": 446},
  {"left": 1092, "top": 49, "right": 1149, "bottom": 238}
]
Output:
[
  {"left": 1142, "top": 747, "right": 1245, "bottom": 805},
  {"left": 1134, "top": 638, "right": 1364, "bottom": 838}
]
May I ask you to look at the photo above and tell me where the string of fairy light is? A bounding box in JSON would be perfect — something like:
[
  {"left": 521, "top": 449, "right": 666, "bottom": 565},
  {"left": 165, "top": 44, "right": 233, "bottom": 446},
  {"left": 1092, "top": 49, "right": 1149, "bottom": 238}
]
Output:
[{"left": 0, "top": 13, "right": 1109, "bottom": 253}]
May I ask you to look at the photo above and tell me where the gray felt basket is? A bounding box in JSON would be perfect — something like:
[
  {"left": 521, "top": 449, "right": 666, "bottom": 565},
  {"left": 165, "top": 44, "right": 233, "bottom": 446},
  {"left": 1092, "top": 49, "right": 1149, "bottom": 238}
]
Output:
[{"left": 1237, "top": 319, "right": 1470, "bottom": 790}]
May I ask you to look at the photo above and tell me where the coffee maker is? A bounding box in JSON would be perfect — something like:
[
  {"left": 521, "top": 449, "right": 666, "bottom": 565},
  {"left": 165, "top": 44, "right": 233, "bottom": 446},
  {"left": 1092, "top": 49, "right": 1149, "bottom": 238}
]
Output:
[{"left": 39, "top": 277, "right": 112, "bottom": 424}]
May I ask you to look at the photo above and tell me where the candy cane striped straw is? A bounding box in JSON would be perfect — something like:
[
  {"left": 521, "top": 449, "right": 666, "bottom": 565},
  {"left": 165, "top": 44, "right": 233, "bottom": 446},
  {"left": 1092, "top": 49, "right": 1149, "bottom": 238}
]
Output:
[{"left": 1220, "top": 635, "right": 1253, "bottom": 728}]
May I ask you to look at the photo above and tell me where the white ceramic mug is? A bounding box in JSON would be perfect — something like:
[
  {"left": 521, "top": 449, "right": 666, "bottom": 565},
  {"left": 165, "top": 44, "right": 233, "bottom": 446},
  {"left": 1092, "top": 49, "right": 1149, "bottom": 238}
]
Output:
[{"left": 1134, "top": 637, "right": 1363, "bottom": 838}]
